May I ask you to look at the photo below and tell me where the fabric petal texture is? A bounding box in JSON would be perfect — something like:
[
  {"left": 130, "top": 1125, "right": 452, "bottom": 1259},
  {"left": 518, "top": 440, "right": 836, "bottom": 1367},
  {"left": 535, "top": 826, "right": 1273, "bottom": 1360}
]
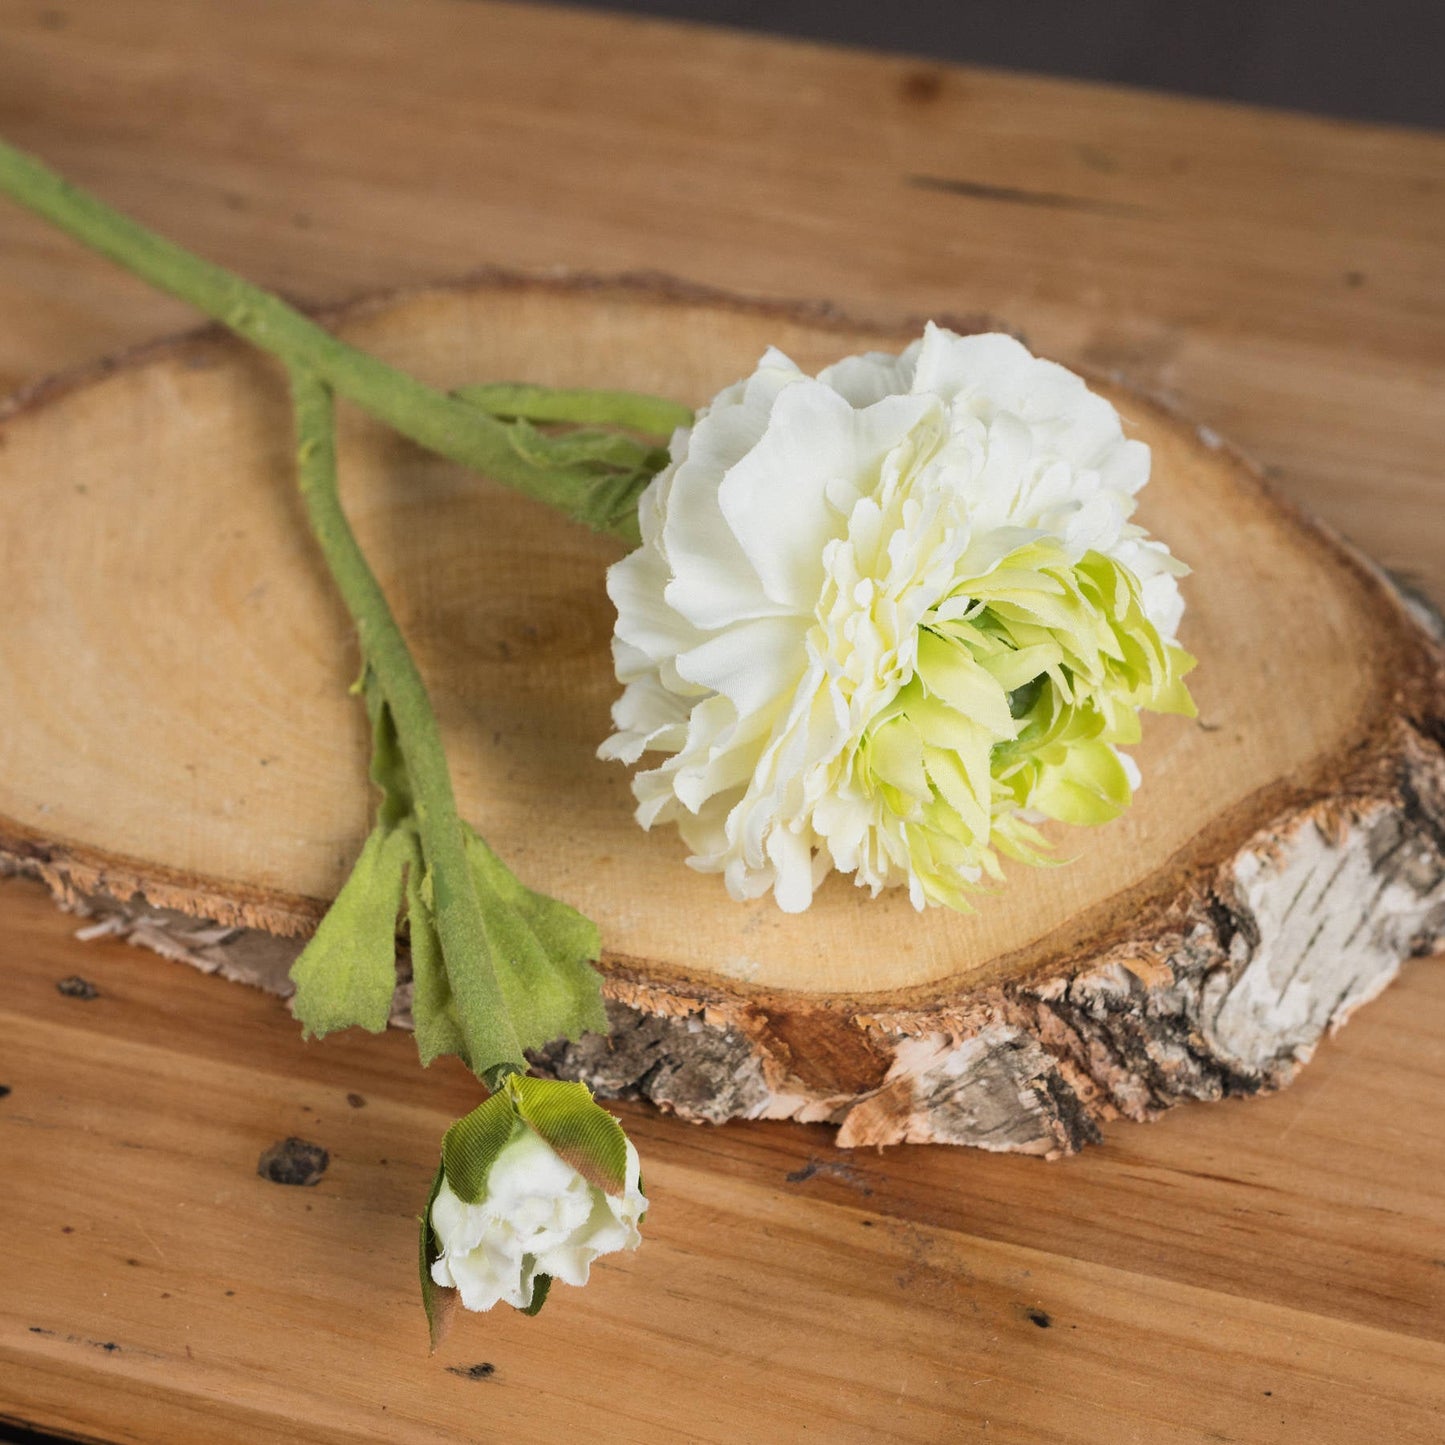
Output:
[
  {"left": 429, "top": 1120, "right": 647, "bottom": 1313},
  {"left": 601, "top": 324, "right": 1194, "bottom": 913}
]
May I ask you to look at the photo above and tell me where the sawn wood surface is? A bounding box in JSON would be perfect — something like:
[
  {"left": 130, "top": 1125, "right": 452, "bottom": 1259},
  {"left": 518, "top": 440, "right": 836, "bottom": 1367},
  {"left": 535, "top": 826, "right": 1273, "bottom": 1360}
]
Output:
[{"left": 2, "top": 276, "right": 1441, "bottom": 1158}]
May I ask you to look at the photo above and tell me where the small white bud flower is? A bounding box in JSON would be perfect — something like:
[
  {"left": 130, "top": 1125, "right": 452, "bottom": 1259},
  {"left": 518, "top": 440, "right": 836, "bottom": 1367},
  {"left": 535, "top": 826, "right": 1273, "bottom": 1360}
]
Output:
[
  {"left": 430, "top": 1129, "right": 646, "bottom": 1312},
  {"left": 423, "top": 1075, "right": 647, "bottom": 1318}
]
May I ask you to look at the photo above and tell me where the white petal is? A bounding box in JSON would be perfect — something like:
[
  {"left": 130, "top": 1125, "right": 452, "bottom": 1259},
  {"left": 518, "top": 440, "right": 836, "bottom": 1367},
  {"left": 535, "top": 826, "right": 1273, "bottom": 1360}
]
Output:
[
  {"left": 910, "top": 326, "right": 1034, "bottom": 405},
  {"left": 1119, "top": 750, "right": 1143, "bottom": 791},
  {"left": 715, "top": 380, "right": 859, "bottom": 610},
  {"left": 433, "top": 1237, "right": 529, "bottom": 1313},
  {"left": 819, "top": 347, "right": 913, "bottom": 407},
  {"left": 767, "top": 825, "right": 817, "bottom": 912},
  {"left": 607, "top": 544, "right": 704, "bottom": 664},
  {"left": 659, "top": 365, "right": 802, "bottom": 630},
  {"left": 673, "top": 615, "right": 809, "bottom": 719},
  {"left": 484, "top": 1130, "right": 580, "bottom": 1208}
]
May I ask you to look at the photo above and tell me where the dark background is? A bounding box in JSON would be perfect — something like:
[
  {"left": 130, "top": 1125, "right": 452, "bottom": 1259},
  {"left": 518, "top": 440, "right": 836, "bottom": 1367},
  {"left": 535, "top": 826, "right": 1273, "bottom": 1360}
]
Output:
[{"left": 521, "top": 0, "right": 1444, "bottom": 130}]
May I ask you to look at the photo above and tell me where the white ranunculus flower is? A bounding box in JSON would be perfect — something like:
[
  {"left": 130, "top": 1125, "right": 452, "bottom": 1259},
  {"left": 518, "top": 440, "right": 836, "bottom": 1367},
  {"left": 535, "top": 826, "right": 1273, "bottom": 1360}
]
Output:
[
  {"left": 601, "top": 323, "right": 1194, "bottom": 912},
  {"left": 430, "top": 1128, "right": 646, "bottom": 1312}
]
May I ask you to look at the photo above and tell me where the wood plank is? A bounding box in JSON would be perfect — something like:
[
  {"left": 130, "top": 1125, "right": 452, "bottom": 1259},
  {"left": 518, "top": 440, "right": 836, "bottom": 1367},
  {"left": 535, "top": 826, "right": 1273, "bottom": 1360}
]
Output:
[
  {"left": 2, "top": 875, "right": 1443, "bottom": 1443},
  {"left": 0, "top": 0, "right": 1441, "bottom": 600},
  {"left": 0, "top": 2, "right": 1442, "bottom": 1438}
]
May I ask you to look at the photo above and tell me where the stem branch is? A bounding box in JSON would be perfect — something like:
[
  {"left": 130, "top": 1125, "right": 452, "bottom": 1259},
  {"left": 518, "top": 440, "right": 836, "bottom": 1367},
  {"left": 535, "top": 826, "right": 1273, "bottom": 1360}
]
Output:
[
  {"left": 290, "top": 368, "right": 523, "bottom": 1072},
  {"left": 0, "top": 139, "right": 655, "bottom": 541},
  {"left": 456, "top": 382, "right": 692, "bottom": 436}
]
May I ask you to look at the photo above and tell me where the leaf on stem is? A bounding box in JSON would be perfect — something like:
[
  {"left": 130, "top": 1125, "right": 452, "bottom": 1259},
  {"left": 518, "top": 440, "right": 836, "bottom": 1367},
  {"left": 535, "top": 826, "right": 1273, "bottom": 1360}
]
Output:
[
  {"left": 464, "top": 827, "right": 608, "bottom": 1054},
  {"left": 451, "top": 382, "right": 687, "bottom": 542},
  {"left": 504, "top": 417, "right": 661, "bottom": 474},
  {"left": 288, "top": 824, "right": 413, "bottom": 1037},
  {"left": 404, "top": 829, "right": 606, "bottom": 1071},
  {"left": 406, "top": 861, "right": 470, "bottom": 1068},
  {"left": 363, "top": 669, "right": 414, "bottom": 829},
  {"left": 498, "top": 418, "right": 665, "bottom": 541}
]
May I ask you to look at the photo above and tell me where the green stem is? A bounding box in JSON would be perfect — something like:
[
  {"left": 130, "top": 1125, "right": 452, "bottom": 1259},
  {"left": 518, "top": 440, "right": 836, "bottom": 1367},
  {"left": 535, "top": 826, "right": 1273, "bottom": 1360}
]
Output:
[
  {"left": 0, "top": 138, "right": 656, "bottom": 543},
  {"left": 456, "top": 382, "right": 692, "bottom": 436},
  {"left": 290, "top": 368, "right": 523, "bottom": 1073}
]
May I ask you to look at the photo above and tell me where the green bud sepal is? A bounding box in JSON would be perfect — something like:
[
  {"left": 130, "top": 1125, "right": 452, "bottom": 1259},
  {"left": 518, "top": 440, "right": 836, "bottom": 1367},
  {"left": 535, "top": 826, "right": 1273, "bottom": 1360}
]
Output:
[{"left": 442, "top": 1075, "right": 631, "bottom": 1203}]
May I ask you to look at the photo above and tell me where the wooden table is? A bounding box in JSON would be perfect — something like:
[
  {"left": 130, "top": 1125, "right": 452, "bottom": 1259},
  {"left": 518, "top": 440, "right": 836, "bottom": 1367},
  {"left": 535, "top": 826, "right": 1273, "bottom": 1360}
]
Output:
[{"left": 1, "top": 3, "right": 1442, "bottom": 1439}]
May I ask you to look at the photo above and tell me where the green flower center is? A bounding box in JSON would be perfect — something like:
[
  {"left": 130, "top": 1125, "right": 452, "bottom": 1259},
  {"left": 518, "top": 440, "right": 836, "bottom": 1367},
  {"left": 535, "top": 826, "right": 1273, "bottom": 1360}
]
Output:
[{"left": 858, "top": 540, "right": 1195, "bottom": 908}]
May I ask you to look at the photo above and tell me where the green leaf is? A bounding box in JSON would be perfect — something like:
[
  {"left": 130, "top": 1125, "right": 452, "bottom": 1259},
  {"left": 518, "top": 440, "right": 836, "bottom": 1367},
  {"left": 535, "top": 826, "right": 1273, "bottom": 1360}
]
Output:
[
  {"left": 406, "top": 863, "right": 469, "bottom": 1069},
  {"left": 418, "top": 1161, "right": 454, "bottom": 1353},
  {"left": 288, "top": 824, "right": 412, "bottom": 1038},
  {"left": 521, "top": 1271, "right": 553, "bottom": 1317},
  {"left": 558, "top": 468, "right": 651, "bottom": 545},
  {"left": 503, "top": 417, "right": 656, "bottom": 474},
  {"left": 446, "top": 385, "right": 687, "bottom": 545},
  {"left": 426, "top": 848, "right": 525, "bottom": 1078},
  {"left": 464, "top": 827, "right": 608, "bottom": 1055},
  {"left": 441, "top": 1091, "right": 524, "bottom": 1203},
  {"left": 508, "top": 1075, "right": 629, "bottom": 1197},
  {"left": 1153, "top": 646, "right": 1199, "bottom": 716}
]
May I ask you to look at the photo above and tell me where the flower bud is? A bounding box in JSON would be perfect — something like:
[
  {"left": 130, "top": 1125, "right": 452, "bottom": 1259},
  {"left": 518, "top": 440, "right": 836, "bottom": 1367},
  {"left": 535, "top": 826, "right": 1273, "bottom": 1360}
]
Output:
[{"left": 421, "top": 1075, "right": 646, "bottom": 1319}]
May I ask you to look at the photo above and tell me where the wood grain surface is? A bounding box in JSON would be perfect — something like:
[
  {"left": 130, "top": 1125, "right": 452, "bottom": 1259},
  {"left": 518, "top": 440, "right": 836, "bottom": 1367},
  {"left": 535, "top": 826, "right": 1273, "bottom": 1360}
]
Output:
[
  {"left": 1, "top": 1, "right": 1443, "bottom": 1440},
  {"left": 0, "top": 0, "right": 1441, "bottom": 602},
  {"left": 3, "top": 874, "right": 1444, "bottom": 1442},
  {"left": 0, "top": 278, "right": 1418, "bottom": 980}
]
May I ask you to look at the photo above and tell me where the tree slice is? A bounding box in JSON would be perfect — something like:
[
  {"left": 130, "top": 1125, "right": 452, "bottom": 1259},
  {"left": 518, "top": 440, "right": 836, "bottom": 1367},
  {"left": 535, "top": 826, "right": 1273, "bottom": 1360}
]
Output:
[{"left": 3, "top": 275, "right": 1442, "bottom": 1154}]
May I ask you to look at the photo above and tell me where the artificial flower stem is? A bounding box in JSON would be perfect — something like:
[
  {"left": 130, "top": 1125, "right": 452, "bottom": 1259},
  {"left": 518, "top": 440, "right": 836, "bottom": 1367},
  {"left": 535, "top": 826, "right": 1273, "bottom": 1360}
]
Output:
[
  {"left": 454, "top": 382, "right": 693, "bottom": 436},
  {"left": 290, "top": 367, "right": 525, "bottom": 1074},
  {"left": 0, "top": 138, "right": 647, "bottom": 540}
]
